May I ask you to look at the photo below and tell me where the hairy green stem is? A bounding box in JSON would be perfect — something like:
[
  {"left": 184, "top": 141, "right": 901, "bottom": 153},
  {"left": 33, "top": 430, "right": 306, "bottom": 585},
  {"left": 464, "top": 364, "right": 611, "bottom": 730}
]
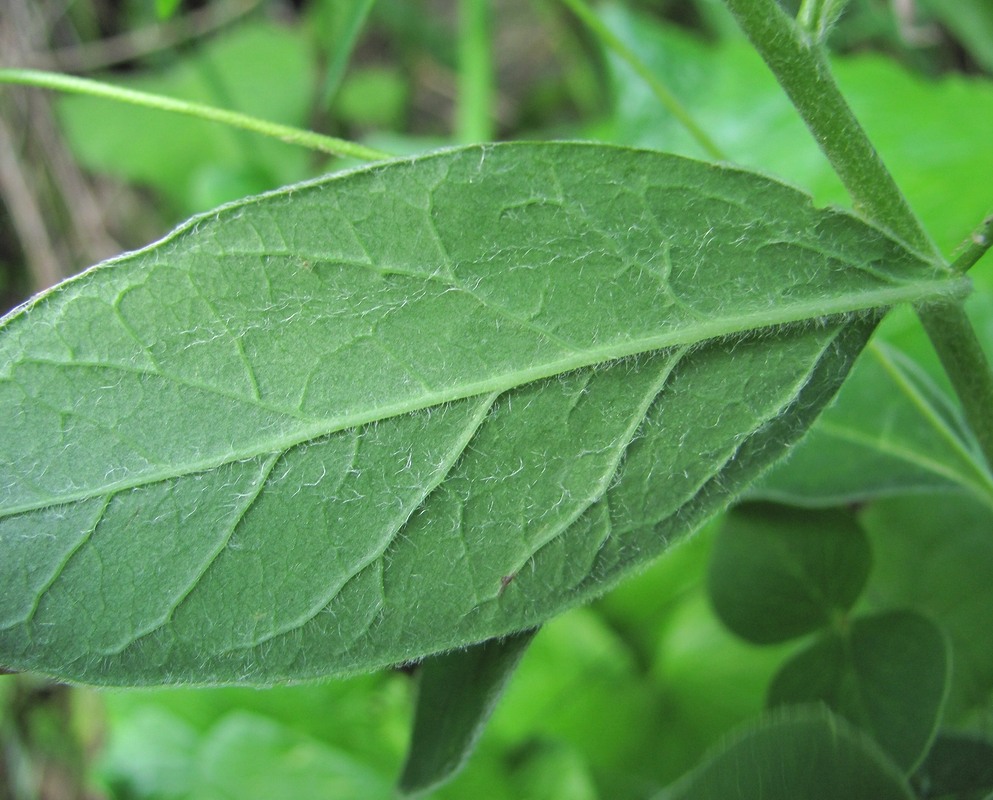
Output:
[
  {"left": 720, "top": 0, "right": 993, "bottom": 473},
  {"left": 919, "top": 303, "right": 993, "bottom": 473},
  {"left": 559, "top": 0, "right": 726, "bottom": 161},
  {"left": 951, "top": 214, "right": 993, "bottom": 274},
  {"left": 0, "top": 68, "right": 390, "bottom": 162},
  {"left": 721, "top": 0, "right": 935, "bottom": 258},
  {"left": 457, "top": 0, "right": 494, "bottom": 143}
]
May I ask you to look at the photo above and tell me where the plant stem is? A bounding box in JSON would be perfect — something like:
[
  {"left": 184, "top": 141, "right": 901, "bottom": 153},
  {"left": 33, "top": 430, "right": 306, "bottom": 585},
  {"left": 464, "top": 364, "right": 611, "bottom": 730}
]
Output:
[
  {"left": 0, "top": 68, "right": 390, "bottom": 162},
  {"left": 918, "top": 303, "right": 993, "bottom": 473},
  {"left": 950, "top": 214, "right": 993, "bottom": 274},
  {"left": 720, "top": 0, "right": 993, "bottom": 474},
  {"left": 559, "top": 0, "right": 726, "bottom": 161},
  {"left": 457, "top": 0, "right": 494, "bottom": 143},
  {"left": 720, "top": 0, "right": 936, "bottom": 258}
]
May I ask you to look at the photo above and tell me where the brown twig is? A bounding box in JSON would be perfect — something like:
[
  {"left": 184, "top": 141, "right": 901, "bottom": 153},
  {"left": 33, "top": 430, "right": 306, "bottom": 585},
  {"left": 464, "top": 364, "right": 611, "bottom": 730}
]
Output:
[
  {"left": 0, "top": 110, "right": 63, "bottom": 290},
  {"left": 18, "top": 0, "right": 264, "bottom": 73}
]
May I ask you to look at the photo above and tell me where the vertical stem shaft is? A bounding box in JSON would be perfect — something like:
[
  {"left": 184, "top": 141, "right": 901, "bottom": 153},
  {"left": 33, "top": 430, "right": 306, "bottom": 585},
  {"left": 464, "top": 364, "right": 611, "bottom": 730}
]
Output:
[
  {"left": 721, "top": 0, "right": 937, "bottom": 258},
  {"left": 457, "top": 0, "right": 494, "bottom": 143},
  {"left": 918, "top": 303, "right": 993, "bottom": 471}
]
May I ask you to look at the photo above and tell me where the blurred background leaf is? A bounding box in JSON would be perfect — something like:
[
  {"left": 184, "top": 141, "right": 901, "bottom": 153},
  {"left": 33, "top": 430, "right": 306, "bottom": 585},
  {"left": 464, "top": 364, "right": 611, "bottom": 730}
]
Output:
[
  {"left": 911, "top": 732, "right": 993, "bottom": 800},
  {"left": 860, "top": 492, "right": 993, "bottom": 725},
  {"left": 755, "top": 342, "right": 993, "bottom": 508},
  {"left": 55, "top": 21, "right": 315, "bottom": 213},
  {"left": 767, "top": 610, "right": 949, "bottom": 773},
  {"left": 657, "top": 705, "right": 915, "bottom": 800},
  {"left": 707, "top": 504, "right": 871, "bottom": 644}
]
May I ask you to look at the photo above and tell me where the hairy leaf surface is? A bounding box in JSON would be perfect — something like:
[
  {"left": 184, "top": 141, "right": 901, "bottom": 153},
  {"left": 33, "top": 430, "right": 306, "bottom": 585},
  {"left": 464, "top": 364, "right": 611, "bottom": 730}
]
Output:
[{"left": 0, "top": 143, "right": 963, "bottom": 685}]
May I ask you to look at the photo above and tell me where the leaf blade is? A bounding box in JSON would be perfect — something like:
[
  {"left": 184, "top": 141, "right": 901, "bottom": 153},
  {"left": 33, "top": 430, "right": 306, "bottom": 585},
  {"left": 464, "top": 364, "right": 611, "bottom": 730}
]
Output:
[
  {"left": 707, "top": 503, "right": 871, "bottom": 644},
  {"left": 398, "top": 628, "right": 537, "bottom": 798},
  {"left": 0, "top": 143, "right": 961, "bottom": 685},
  {"left": 768, "top": 610, "right": 951, "bottom": 773},
  {"left": 0, "top": 144, "right": 963, "bottom": 515}
]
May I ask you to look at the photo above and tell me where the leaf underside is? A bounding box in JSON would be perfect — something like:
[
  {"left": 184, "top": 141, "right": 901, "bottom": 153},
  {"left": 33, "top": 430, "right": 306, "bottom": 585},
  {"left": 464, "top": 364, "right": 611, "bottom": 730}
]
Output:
[{"left": 0, "top": 143, "right": 960, "bottom": 685}]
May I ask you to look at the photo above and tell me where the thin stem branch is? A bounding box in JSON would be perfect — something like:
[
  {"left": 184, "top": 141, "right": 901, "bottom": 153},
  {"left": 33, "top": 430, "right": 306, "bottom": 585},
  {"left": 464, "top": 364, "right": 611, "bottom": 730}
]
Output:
[
  {"left": 21, "top": 0, "right": 262, "bottom": 73},
  {"left": 559, "top": 0, "right": 726, "bottom": 161},
  {"left": 457, "top": 0, "right": 494, "bottom": 143},
  {"left": 0, "top": 68, "right": 391, "bottom": 162},
  {"left": 950, "top": 214, "right": 993, "bottom": 274},
  {"left": 796, "top": 0, "right": 850, "bottom": 42},
  {"left": 796, "top": 0, "right": 818, "bottom": 32}
]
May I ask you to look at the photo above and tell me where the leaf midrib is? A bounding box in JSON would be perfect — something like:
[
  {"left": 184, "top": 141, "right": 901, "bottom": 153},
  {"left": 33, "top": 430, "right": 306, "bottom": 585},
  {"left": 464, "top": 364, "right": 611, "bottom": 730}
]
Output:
[{"left": 3, "top": 276, "right": 966, "bottom": 517}]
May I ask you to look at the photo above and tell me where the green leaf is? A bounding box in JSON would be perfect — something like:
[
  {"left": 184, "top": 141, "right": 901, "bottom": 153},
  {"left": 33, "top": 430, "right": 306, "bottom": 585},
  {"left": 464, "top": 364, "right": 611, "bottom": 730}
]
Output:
[
  {"left": 754, "top": 341, "right": 993, "bottom": 508},
  {"left": 912, "top": 732, "right": 993, "bottom": 799},
  {"left": 652, "top": 591, "right": 794, "bottom": 779},
  {"left": 595, "top": 516, "right": 718, "bottom": 664},
  {"left": 336, "top": 67, "right": 409, "bottom": 128},
  {"left": 506, "top": 740, "right": 599, "bottom": 800},
  {"left": 862, "top": 493, "right": 993, "bottom": 722},
  {"left": 399, "top": 629, "right": 537, "bottom": 797},
  {"left": 707, "top": 503, "right": 871, "bottom": 644},
  {"left": 768, "top": 610, "right": 950, "bottom": 773},
  {"left": 98, "top": 704, "right": 201, "bottom": 799},
  {"left": 100, "top": 671, "right": 411, "bottom": 775},
  {"left": 100, "top": 706, "right": 396, "bottom": 800},
  {"left": 155, "top": 0, "right": 183, "bottom": 20},
  {"left": 659, "top": 705, "right": 914, "bottom": 800},
  {"left": 489, "top": 608, "right": 660, "bottom": 794},
  {"left": 0, "top": 142, "right": 962, "bottom": 686},
  {"left": 190, "top": 712, "right": 394, "bottom": 800}
]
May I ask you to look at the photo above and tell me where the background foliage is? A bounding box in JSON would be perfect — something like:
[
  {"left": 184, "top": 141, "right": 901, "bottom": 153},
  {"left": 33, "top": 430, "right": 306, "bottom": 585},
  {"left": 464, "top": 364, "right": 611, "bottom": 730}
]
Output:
[{"left": 1, "top": 0, "right": 991, "bottom": 798}]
